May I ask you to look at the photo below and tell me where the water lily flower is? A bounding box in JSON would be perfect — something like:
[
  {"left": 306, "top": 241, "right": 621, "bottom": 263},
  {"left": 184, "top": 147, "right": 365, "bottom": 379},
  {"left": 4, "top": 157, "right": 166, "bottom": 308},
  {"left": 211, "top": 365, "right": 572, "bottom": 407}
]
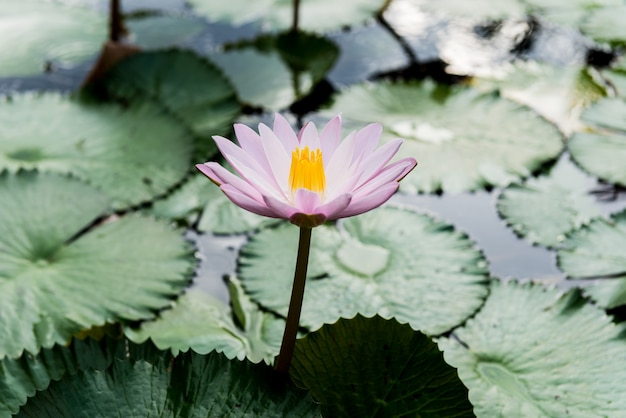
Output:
[{"left": 196, "top": 114, "right": 416, "bottom": 228}]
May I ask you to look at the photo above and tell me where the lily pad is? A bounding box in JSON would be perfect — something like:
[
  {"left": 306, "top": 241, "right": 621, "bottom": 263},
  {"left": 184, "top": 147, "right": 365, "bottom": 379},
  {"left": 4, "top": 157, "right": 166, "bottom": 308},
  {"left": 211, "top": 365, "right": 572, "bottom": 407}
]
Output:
[
  {"left": 580, "top": 4, "right": 626, "bottom": 46},
  {"left": 0, "top": 92, "right": 193, "bottom": 208},
  {"left": 557, "top": 209, "right": 626, "bottom": 279},
  {"left": 151, "top": 173, "right": 279, "bottom": 233},
  {"left": 207, "top": 32, "right": 338, "bottom": 111},
  {"left": 239, "top": 206, "right": 490, "bottom": 335},
  {"left": 407, "top": 0, "right": 525, "bottom": 20},
  {"left": 0, "top": 171, "right": 194, "bottom": 359},
  {"left": 125, "top": 279, "right": 285, "bottom": 363},
  {"left": 0, "top": 0, "right": 106, "bottom": 77},
  {"left": 126, "top": 14, "right": 206, "bottom": 49},
  {"left": 16, "top": 339, "right": 319, "bottom": 417},
  {"left": 187, "top": 0, "right": 385, "bottom": 32},
  {"left": 583, "top": 278, "right": 626, "bottom": 309},
  {"left": 85, "top": 49, "right": 241, "bottom": 159},
  {"left": 324, "top": 81, "right": 564, "bottom": 193},
  {"left": 497, "top": 157, "right": 602, "bottom": 248},
  {"left": 439, "top": 280, "right": 626, "bottom": 417},
  {"left": 291, "top": 315, "right": 473, "bottom": 417},
  {"left": 568, "top": 98, "right": 626, "bottom": 187}
]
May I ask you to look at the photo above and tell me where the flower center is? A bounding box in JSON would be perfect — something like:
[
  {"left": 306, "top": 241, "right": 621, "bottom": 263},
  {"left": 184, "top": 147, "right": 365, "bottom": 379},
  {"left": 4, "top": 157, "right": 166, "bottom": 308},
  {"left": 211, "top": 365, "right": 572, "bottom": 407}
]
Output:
[{"left": 288, "top": 146, "right": 326, "bottom": 195}]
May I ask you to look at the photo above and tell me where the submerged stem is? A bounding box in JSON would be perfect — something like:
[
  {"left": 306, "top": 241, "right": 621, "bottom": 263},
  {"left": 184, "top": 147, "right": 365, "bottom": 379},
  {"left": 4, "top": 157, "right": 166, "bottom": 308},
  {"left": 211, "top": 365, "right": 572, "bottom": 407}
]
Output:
[
  {"left": 292, "top": 0, "right": 300, "bottom": 33},
  {"left": 274, "top": 226, "right": 312, "bottom": 374}
]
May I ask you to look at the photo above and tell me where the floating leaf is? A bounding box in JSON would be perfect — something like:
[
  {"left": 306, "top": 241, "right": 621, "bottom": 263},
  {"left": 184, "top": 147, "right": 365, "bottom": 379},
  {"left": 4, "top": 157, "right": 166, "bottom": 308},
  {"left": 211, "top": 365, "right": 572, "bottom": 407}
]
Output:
[
  {"left": 583, "top": 278, "right": 626, "bottom": 309},
  {"left": 126, "top": 14, "right": 206, "bottom": 49},
  {"left": 569, "top": 98, "right": 626, "bottom": 187},
  {"left": 151, "top": 173, "right": 279, "bottom": 233},
  {"left": 439, "top": 280, "right": 626, "bottom": 417},
  {"left": 17, "top": 339, "right": 319, "bottom": 417},
  {"left": 208, "top": 32, "right": 338, "bottom": 111},
  {"left": 291, "top": 315, "right": 473, "bottom": 417},
  {"left": 580, "top": 4, "right": 626, "bottom": 46},
  {"left": 85, "top": 49, "right": 240, "bottom": 159},
  {"left": 0, "top": 172, "right": 194, "bottom": 358},
  {"left": 557, "top": 209, "right": 626, "bottom": 279},
  {"left": 0, "top": 92, "right": 193, "bottom": 208},
  {"left": 0, "top": 0, "right": 106, "bottom": 77},
  {"left": 239, "top": 206, "right": 490, "bottom": 335},
  {"left": 324, "top": 81, "right": 564, "bottom": 193},
  {"left": 497, "top": 158, "right": 602, "bottom": 248},
  {"left": 125, "top": 280, "right": 285, "bottom": 363},
  {"left": 188, "top": 0, "right": 385, "bottom": 32},
  {"left": 0, "top": 338, "right": 127, "bottom": 417},
  {"left": 407, "top": 0, "right": 525, "bottom": 20}
]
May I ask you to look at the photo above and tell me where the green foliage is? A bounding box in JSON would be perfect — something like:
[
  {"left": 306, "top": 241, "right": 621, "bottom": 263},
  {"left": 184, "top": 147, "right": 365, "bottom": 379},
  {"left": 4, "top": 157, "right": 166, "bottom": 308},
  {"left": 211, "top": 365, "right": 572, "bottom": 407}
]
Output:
[{"left": 291, "top": 315, "right": 474, "bottom": 417}]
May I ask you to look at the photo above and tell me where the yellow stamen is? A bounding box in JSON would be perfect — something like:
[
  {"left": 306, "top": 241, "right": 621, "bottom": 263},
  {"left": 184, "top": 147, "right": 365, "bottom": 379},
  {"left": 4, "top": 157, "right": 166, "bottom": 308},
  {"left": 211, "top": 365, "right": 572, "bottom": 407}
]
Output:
[{"left": 288, "top": 146, "right": 326, "bottom": 195}]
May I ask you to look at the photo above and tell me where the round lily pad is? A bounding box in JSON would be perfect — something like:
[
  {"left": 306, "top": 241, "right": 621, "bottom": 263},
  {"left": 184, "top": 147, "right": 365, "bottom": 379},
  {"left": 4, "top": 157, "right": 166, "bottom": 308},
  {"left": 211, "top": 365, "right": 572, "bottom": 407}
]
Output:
[
  {"left": 580, "top": 4, "right": 626, "bottom": 46},
  {"left": 557, "top": 209, "right": 626, "bottom": 279},
  {"left": 568, "top": 98, "right": 626, "bottom": 187},
  {"left": 439, "top": 280, "right": 626, "bottom": 417},
  {"left": 238, "top": 206, "right": 490, "bottom": 335},
  {"left": 0, "top": 0, "right": 106, "bottom": 77},
  {"left": 188, "top": 0, "right": 385, "bottom": 32},
  {"left": 583, "top": 278, "right": 626, "bottom": 309},
  {"left": 16, "top": 339, "right": 319, "bottom": 417},
  {"left": 291, "top": 315, "right": 473, "bottom": 417},
  {"left": 497, "top": 157, "right": 602, "bottom": 248},
  {"left": 323, "top": 81, "right": 564, "bottom": 193},
  {"left": 0, "top": 171, "right": 194, "bottom": 358},
  {"left": 0, "top": 92, "right": 194, "bottom": 208},
  {"left": 405, "top": 0, "right": 525, "bottom": 20}
]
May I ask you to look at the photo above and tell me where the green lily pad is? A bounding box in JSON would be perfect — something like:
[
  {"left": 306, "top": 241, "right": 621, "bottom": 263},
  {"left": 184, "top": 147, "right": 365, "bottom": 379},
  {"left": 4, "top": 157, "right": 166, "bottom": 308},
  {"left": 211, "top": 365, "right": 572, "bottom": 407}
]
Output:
[
  {"left": 557, "top": 209, "right": 626, "bottom": 279},
  {"left": 0, "top": 337, "right": 127, "bottom": 417},
  {"left": 323, "top": 81, "right": 564, "bottom": 193},
  {"left": 16, "top": 339, "right": 319, "bottom": 417},
  {"left": 85, "top": 49, "right": 240, "bottom": 159},
  {"left": 126, "top": 14, "right": 206, "bottom": 49},
  {"left": 497, "top": 158, "right": 602, "bottom": 248},
  {"left": 439, "top": 280, "right": 626, "bottom": 417},
  {"left": 0, "top": 0, "right": 106, "bottom": 77},
  {"left": 208, "top": 32, "right": 338, "bottom": 111},
  {"left": 188, "top": 0, "right": 385, "bottom": 32},
  {"left": 406, "top": 0, "right": 525, "bottom": 20},
  {"left": 151, "top": 173, "right": 279, "bottom": 233},
  {"left": 583, "top": 278, "right": 626, "bottom": 309},
  {"left": 125, "top": 279, "right": 285, "bottom": 363},
  {"left": 291, "top": 315, "right": 473, "bottom": 417},
  {"left": 239, "top": 206, "right": 490, "bottom": 335},
  {"left": 0, "top": 92, "right": 193, "bottom": 208},
  {"left": 569, "top": 98, "right": 626, "bottom": 187},
  {"left": 580, "top": 4, "right": 626, "bottom": 46},
  {"left": 0, "top": 172, "right": 194, "bottom": 359},
  {"left": 473, "top": 63, "right": 607, "bottom": 136}
]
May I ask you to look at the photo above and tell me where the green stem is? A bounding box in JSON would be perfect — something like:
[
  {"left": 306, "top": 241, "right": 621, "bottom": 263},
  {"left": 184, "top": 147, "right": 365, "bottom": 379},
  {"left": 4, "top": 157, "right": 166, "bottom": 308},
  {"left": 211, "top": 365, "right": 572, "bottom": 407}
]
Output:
[
  {"left": 291, "top": 0, "right": 300, "bottom": 33},
  {"left": 109, "top": 0, "right": 122, "bottom": 42},
  {"left": 274, "top": 227, "right": 312, "bottom": 374}
]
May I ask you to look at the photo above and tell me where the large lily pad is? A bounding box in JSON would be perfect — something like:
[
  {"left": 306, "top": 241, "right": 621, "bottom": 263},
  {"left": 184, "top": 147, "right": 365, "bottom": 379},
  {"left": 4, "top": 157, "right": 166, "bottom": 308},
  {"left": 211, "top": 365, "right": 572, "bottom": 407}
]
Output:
[
  {"left": 582, "top": 277, "right": 626, "bottom": 309},
  {"left": 324, "top": 81, "right": 564, "bottom": 193},
  {"left": 0, "top": 172, "right": 194, "bottom": 359},
  {"left": 568, "top": 98, "right": 626, "bottom": 187},
  {"left": 439, "top": 280, "right": 626, "bottom": 417},
  {"left": 557, "top": 209, "right": 626, "bottom": 279},
  {"left": 291, "top": 315, "right": 473, "bottom": 417},
  {"left": 152, "top": 173, "right": 279, "bottom": 233},
  {"left": 0, "top": 92, "right": 193, "bottom": 208},
  {"left": 126, "top": 14, "right": 206, "bottom": 49},
  {"left": 85, "top": 49, "right": 241, "bottom": 159},
  {"left": 16, "top": 339, "right": 319, "bottom": 417},
  {"left": 239, "top": 206, "right": 490, "bottom": 335},
  {"left": 188, "top": 0, "right": 385, "bottom": 32},
  {"left": 497, "top": 157, "right": 602, "bottom": 248},
  {"left": 0, "top": 0, "right": 106, "bottom": 77},
  {"left": 580, "top": 4, "right": 626, "bottom": 46},
  {"left": 125, "top": 279, "right": 285, "bottom": 363}
]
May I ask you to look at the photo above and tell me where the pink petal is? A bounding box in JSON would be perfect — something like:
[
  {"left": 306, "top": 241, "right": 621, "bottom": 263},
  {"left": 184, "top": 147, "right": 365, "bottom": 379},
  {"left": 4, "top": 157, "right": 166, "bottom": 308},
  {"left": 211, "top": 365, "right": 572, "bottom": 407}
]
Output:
[
  {"left": 220, "top": 184, "right": 278, "bottom": 218},
  {"left": 234, "top": 123, "right": 264, "bottom": 157},
  {"left": 320, "top": 115, "right": 342, "bottom": 159},
  {"left": 353, "top": 138, "right": 404, "bottom": 188},
  {"left": 338, "top": 182, "right": 399, "bottom": 218},
  {"left": 272, "top": 113, "right": 299, "bottom": 150},
  {"left": 196, "top": 162, "right": 263, "bottom": 202},
  {"left": 263, "top": 195, "right": 298, "bottom": 219},
  {"left": 212, "top": 135, "right": 282, "bottom": 198},
  {"left": 353, "top": 158, "right": 417, "bottom": 197},
  {"left": 317, "top": 193, "right": 352, "bottom": 220},
  {"left": 324, "top": 130, "right": 357, "bottom": 179},
  {"left": 298, "top": 122, "right": 321, "bottom": 150},
  {"left": 352, "top": 123, "right": 382, "bottom": 164},
  {"left": 293, "top": 188, "right": 323, "bottom": 213},
  {"left": 258, "top": 124, "right": 291, "bottom": 192}
]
